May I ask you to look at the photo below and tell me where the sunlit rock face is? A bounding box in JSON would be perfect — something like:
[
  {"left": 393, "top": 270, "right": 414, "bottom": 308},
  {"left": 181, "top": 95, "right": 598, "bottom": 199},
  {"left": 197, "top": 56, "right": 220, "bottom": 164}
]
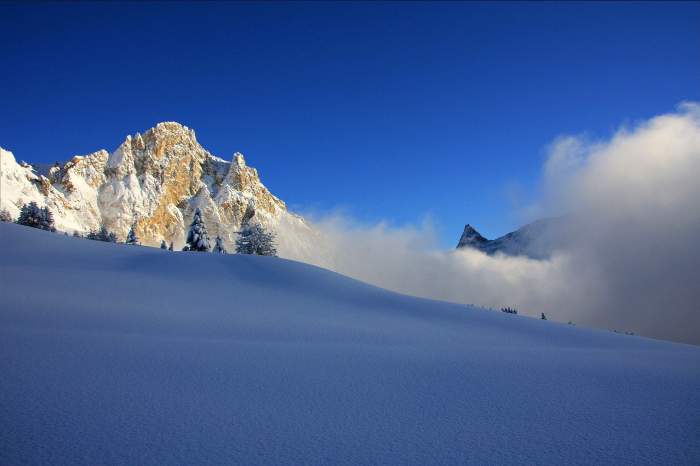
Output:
[{"left": 0, "top": 122, "right": 306, "bottom": 249}]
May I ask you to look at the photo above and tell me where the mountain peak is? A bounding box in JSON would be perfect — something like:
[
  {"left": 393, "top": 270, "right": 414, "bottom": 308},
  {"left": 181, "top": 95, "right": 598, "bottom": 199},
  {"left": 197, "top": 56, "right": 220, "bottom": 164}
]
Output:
[
  {"left": 0, "top": 124, "right": 306, "bottom": 249},
  {"left": 457, "top": 224, "right": 489, "bottom": 249},
  {"left": 146, "top": 121, "right": 197, "bottom": 143},
  {"left": 455, "top": 218, "right": 565, "bottom": 259},
  {"left": 233, "top": 152, "right": 246, "bottom": 167},
  {"left": 154, "top": 121, "right": 188, "bottom": 129}
]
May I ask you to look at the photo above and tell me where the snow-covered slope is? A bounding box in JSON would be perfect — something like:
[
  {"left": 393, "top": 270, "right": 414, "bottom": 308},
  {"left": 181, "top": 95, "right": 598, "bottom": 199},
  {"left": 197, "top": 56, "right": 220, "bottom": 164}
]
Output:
[
  {"left": 1, "top": 222, "right": 699, "bottom": 465},
  {"left": 0, "top": 122, "right": 307, "bottom": 250}
]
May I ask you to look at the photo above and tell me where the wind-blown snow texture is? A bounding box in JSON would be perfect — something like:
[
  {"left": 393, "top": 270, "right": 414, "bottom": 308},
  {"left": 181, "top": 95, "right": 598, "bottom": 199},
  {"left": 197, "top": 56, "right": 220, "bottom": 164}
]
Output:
[{"left": 1, "top": 222, "right": 699, "bottom": 465}]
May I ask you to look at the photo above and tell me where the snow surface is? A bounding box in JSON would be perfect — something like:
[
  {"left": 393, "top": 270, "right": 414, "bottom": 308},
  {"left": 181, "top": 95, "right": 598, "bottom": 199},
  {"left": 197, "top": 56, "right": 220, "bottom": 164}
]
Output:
[{"left": 1, "top": 222, "right": 699, "bottom": 465}]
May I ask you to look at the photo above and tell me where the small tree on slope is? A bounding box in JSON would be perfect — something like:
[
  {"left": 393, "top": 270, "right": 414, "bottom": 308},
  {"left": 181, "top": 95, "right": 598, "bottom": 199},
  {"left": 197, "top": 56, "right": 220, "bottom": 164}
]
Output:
[
  {"left": 185, "top": 208, "right": 211, "bottom": 252},
  {"left": 235, "top": 223, "right": 277, "bottom": 256},
  {"left": 0, "top": 209, "right": 13, "bottom": 222},
  {"left": 41, "top": 207, "right": 56, "bottom": 232},
  {"left": 160, "top": 240, "right": 167, "bottom": 250},
  {"left": 125, "top": 225, "right": 139, "bottom": 245},
  {"left": 17, "top": 203, "right": 41, "bottom": 228},
  {"left": 16, "top": 202, "right": 56, "bottom": 232},
  {"left": 213, "top": 235, "right": 227, "bottom": 254},
  {"left": 87, "top": 226, "right": 117, "bottom": 243}
]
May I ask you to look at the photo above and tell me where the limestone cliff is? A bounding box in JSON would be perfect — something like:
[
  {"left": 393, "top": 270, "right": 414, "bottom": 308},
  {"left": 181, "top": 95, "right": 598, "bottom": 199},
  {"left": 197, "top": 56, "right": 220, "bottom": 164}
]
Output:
[{"left": 0, "top": 122, "right": 306, "bottom": 250}]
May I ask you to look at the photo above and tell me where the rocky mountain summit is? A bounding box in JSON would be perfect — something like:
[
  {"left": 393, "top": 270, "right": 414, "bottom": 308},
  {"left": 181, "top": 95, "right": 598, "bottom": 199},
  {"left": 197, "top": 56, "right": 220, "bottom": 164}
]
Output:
[
  {"left": 455, "top": 224, "right": 490, "bottom": 249},
  {"left": 0, "top": 122, "right": 306, "bottom": 249},
  {"left": 456, "top": 218, "right": 566, "bottom": 259}
]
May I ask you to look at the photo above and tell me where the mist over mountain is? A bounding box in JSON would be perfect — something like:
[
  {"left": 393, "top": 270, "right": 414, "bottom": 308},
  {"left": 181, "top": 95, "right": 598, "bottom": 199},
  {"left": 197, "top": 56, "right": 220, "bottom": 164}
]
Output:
[{"left": 2, "top": 105, "right": 699, "bottom": 346}]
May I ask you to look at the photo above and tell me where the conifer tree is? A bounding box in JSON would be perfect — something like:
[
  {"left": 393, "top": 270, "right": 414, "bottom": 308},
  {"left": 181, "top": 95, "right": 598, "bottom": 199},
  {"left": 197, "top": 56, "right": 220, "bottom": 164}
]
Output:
[
  {"left": 16, "top": 202, "right": 55, "bottom": 232},
  {"left": 125, "top": 224, "right": 139, "bottom": 245},
  {"left": 17, "top": 202, "right": 41, "bottom": 228},
  {"left": 213, "top": 235, "right": 227, "bottom": 254},
  {"left": 40, "top": 206, "right": 56, "bottom": 232},
  {"left": 0, "top": 209, "right": 13, "bottom": 222},
  {"left": 160, "top": 240, "right": 167, "bottom": 250},
  {"left": 235, "top": 223, "right": 277, "bottom": 256},
  {"left": 185, "top": 208, "right": 211, "bottom": 252},
  {"left": 168, "top": 242, "right": 174, "bottom": 251},
  {"left": 87, "top": 226, "right": 117, "bottom": 242}
]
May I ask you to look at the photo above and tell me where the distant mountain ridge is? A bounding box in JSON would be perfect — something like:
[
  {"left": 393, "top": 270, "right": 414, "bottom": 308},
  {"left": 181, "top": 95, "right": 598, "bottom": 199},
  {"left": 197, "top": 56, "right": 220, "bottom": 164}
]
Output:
[{"left": 456, "top": 218, "right": 566, "bottom": 259}]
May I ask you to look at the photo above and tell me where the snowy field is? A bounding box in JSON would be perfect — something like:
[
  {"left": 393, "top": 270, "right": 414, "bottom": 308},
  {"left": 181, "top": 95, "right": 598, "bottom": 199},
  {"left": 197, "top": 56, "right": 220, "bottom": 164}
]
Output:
[{"left": 1, "top": 222, "right": 699, "bottom": 465}]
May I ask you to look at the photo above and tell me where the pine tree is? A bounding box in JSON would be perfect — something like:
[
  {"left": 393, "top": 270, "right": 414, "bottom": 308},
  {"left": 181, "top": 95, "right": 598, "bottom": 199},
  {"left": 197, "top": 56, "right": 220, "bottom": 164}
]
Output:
[
  {"left": 87, "top": 226, "right": 117, "bottom": 243},
  {"left": 213, "top": 235, "right": 227, "bottom": 254},
  {"left": 125, "top": 224, "right": 139, "bottom": 245},
  {"left": 73, "top": 231, "right": 82, "bottom": 238},
  {"left": 17, "top": 202, "right": 41, "bottom": 228},
  {"left": 541, "top": 312, "right": 547, "bottom": 320},
  {"left": 185, "top": 208, "right": 211, "bottom": 252},
  {"left": 0, "top": 209, "right": 12, "bottom": 222},
  {"left": 40, "top": 206, "right": 56, "bottom": 232},
  {"left": 235, "top": 223, "right": 277, "bottom": 256},
  {"left": 16, "top": 202, "right": 55, "bottom": 232},
  {"left": 160, "top": 240, "right": 167, "bottom": 250},
  {"left": 168, "top": 242, "right": 174, "bottom": 251}
]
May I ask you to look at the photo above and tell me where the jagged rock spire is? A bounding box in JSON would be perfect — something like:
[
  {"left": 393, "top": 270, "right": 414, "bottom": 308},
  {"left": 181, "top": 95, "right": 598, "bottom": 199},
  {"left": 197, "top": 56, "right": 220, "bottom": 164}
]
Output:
[{"left": 456, "top": 224, "right": 489, "bottom": 249}]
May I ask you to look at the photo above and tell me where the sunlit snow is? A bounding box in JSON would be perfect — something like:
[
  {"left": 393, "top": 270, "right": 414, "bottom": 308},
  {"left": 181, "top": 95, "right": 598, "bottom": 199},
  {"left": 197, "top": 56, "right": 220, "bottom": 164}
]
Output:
[{"left": 1, "top": 223, "right": 699, "bottom": 464}]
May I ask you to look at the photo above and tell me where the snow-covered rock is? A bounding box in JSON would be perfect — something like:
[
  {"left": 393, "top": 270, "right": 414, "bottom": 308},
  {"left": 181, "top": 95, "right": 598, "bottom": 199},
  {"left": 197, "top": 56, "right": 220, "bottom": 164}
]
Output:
[{"left": 0, "top": 122, "right": 307, "bottom": 248}]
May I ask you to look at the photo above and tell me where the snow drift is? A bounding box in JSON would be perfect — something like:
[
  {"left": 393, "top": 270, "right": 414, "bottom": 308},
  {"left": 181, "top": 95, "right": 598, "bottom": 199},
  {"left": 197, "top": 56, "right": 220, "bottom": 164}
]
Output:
[{"left": 1, "top": 222, "right": 699, "bottom": 465}]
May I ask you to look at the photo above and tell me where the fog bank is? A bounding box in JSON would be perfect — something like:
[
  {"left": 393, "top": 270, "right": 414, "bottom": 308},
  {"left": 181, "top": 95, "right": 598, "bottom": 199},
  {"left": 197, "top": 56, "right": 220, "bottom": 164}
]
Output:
[{"left": 278, "top": 103, "right": 700, "bottom": 345}]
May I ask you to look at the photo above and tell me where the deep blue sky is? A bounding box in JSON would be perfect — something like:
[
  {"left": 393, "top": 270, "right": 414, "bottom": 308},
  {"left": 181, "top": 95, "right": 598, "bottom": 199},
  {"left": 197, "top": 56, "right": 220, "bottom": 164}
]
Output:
[{"left": 1, "top": 2, "right": 699, "bottom": 245}]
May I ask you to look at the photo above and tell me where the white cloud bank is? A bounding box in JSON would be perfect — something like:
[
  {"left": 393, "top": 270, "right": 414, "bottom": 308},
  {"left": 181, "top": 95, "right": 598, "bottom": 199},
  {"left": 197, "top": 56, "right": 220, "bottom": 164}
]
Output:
[{"left": 278, "top": 103, "right": 700, "bottom": 345}]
